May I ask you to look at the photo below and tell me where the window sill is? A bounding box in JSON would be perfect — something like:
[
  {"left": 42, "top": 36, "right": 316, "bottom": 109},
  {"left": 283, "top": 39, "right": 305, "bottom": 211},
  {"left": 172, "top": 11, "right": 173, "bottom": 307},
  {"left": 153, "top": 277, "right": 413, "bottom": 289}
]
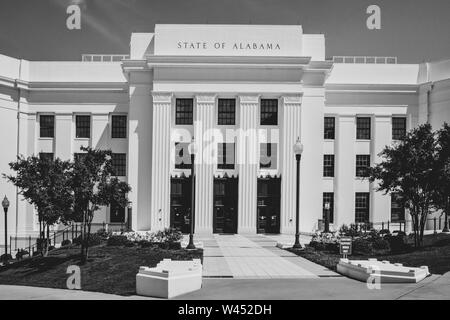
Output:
[{"left": 38, "top": 137, "right": 54, "bottom": 140}]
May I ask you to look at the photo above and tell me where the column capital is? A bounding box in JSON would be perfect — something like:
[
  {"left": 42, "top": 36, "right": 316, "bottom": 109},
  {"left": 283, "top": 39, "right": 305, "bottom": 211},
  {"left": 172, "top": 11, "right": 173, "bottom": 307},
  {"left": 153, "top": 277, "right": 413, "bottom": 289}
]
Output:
[
  {"left": 281, "top": 95, "right": 302, "bottom": 105},
  {"left": 238, "top": 94, "right": 260, "bottom": 104},
  {"left": 151, "top": 92, "right": 173, "bottom": 104},
  {"left": 195, "top": 93, "right": 216, "bottom": 104}
]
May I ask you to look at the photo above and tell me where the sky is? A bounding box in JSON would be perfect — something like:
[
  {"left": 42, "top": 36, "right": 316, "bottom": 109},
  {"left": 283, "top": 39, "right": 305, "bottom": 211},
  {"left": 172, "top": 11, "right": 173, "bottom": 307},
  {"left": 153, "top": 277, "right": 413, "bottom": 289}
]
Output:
[{"left": 0, "top": 0, "right": 449, "bottom": 63}]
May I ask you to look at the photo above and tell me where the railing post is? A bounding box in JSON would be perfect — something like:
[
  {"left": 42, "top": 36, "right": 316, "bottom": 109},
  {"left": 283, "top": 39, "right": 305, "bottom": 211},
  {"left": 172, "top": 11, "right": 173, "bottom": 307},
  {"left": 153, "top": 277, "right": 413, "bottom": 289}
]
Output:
[
  {"left": 72, "top": 225, "right": 74, "bottom": 239},
  {"left": 382, "top": 222, "right": 384, "bottom": 230},
  {"left": 387, "top": 220, "right": 390, "bottom": 231},
  {"left": 439, "top": 216, "right": 442, "bottom": 230},
  {"left": 434, "top": 218, "right": 437, "bottom": 234}
]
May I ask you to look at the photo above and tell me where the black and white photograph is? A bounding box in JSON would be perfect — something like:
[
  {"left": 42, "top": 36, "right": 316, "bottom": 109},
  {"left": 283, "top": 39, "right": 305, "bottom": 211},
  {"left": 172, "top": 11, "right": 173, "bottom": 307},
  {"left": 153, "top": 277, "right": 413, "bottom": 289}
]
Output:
[{"left": 0, "top": 0, "right": 449, "bottom": 311}]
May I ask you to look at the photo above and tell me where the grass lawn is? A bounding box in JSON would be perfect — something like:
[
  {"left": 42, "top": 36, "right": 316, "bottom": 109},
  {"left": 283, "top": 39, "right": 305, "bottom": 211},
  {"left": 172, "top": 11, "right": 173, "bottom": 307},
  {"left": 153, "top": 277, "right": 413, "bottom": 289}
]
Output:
[
  {"left": 0, "top": 244, "right": 203, "bottom": 296},
  {"left": 289, "top": 234, "right": 450, "bottom": 275}
]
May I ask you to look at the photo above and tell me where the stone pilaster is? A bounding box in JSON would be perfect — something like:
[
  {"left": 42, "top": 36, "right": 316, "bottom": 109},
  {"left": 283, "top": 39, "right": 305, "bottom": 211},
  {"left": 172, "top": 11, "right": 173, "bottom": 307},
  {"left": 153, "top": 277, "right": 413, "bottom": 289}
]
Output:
[
  {"left": 237, "top": 95, "right": 259, "bottom": 234},
  {"left": 194, "top": 94, "right": 216, "bottom": 234},
  {"left": 280, "top": 95, "right": 302, "bottom": 234}
]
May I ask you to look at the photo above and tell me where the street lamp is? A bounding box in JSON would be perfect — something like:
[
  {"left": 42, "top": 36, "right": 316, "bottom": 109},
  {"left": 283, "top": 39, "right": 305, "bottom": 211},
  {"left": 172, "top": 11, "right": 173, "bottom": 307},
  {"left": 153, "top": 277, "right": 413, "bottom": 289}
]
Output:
[
  {"left": 186, "top": 136, "right": 197, "bottom": 250},
  {"left": 324, "top": 201, "right": 331, "bottom": 233},
  {"left": 2, "top": 195, "right": 9, "bottom": 264},
  {"left": 293, "top": 137, "right": 304, "bottom": 249}
]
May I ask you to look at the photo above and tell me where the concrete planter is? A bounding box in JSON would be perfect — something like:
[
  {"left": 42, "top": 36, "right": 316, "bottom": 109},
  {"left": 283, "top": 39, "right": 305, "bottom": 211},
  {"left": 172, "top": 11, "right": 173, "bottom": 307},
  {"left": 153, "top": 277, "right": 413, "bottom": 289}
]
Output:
[
  {"left": 136, "top": 259, "right": 202, "bottom": 298},
  {"left": 337, "top": 258, "right": 430, "bottom": 283}
]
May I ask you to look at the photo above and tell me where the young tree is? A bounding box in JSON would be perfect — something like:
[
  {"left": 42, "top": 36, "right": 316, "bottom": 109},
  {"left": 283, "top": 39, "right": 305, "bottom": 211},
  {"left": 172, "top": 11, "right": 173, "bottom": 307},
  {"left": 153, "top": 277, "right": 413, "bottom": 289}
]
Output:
[
  {"left": 67, "top": 147, "right": 131, "bottom": 263},
  {"left": 433, "top": 123, "right": 450, "bottom": 232},
  {"left": 369, "top": 124, "right": 437, "bottom": 247},
  {"left": 4, "top": 156, "right": 73, "bottom": 256}
]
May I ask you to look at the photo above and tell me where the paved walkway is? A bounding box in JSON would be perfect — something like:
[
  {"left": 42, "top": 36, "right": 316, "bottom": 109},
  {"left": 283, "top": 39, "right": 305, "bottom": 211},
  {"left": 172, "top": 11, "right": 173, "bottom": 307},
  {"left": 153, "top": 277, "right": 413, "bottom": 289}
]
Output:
[{"left": 199, "top": 234, "right": 338, "bottom": 279}]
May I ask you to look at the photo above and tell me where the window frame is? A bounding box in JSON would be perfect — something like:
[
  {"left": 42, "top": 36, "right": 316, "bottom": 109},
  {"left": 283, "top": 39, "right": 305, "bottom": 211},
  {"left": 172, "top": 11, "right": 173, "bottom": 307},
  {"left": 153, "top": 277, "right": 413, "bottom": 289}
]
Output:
[
  {"left": 392, "top": 117, "right": 407, "bottom": 140},
  {"left": 323, "top": 154, "right": 335, "bottom": 178},
  {"left": 174, "top": 142, "right": 192, "bottom": 170},
  {"left": 111, "top": 114, "right": 127, "bottom": 139},
  {"left": 355, "top": 154, "right": 371, "bottom": 178},
  {"left": 175, "top": 98, "right": 194, "bottom": 125},
  {"left": 260, "top": 99, "right": 278, "bottom": 126},
  {"left": 111, "top": 153, "right": 127, "bottom": 177},
  {"left": 218, "top": 98, "right": 236, "bottom": 126},
  {"left": 39, "top": 114, "right": 55, "bottom": 138},
  {"left": 217, "top": 142, "right": 236, "bottom": 170},
  {"left": 75, "top": 114, "right": 91, "bottom": 139},
  {"left": 324, "top": 117, "right": 335, "bottom": 140},
  {"left": 356, "top": 117, "right": 371, "bottom": 140},
  {"left": 355, "top": 192, "right": 370, "bottom": 224}
]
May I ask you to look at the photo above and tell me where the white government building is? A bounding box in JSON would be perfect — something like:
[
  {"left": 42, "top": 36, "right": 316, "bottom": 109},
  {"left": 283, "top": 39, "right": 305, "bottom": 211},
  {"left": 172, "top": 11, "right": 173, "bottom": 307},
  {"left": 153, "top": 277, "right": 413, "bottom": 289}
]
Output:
[{"left": 1, "top": 24, "right": 450, "bottom": 243}]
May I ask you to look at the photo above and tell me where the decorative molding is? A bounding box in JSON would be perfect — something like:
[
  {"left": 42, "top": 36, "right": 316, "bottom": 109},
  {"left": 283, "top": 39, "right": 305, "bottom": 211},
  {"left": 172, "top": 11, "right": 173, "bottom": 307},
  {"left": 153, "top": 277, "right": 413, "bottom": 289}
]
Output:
[
  {"left": 281, "top": 95, "right": 302, "bottom": 105},
  {"left": 152, "top": 92, "right": 173, "bottom": 104},
  {"left": 195, "top": 93, "right": 216, "bottom": 104},
  {"left": 238, "top": 94, "right": 260, "bottom": 104}
]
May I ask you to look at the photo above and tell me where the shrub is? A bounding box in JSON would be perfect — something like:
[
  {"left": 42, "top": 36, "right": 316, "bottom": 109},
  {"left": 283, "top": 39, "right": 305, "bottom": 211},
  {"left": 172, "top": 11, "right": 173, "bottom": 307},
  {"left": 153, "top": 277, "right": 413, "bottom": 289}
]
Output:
[
  {"left": 352, "top": 238, "right": 373, "bottom": 255},
  {"left": 61, "top": 239, "right": 71, "bottom": 247},
  {"left": 96, "top": 228, "right": 112, "bottom": 240},
  {"left": 138, "top": 240, "right": 155, "bottom": 248},
  {"left": 309, "top": 232, "right": 340, "bottom": 253},
  {"left": 154, "top": 228, "right": 183, "bottom": 244},
  {"left": 73, "top": 233, "right": 104, "bottom": 247},
  {"left": 107, "top": 235, "right": 134, "bottom": 247},
  {"left": 372, "top": 237, "right": 390, "bottom": 251},
  {"left": 15, "top": 249, "right": 29, "bottom": 260},
  {"left": 339, "top": 224, "right": 363, "bottom": 238},
  {"left": 387, "top": 234, "right": 410, "bottom": 253},
  {"left": 0, "top": 253, "right": 13, "bottom": 261}
]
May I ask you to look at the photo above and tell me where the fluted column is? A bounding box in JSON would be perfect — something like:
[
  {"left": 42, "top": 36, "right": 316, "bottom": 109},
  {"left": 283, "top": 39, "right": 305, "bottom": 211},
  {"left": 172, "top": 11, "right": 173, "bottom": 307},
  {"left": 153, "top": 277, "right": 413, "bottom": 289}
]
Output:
[
  {"left": 194, "top": 94, "right": 216, "bottom": 234},
  {"left": 280, "top": 95, "right": 302, "bottom": 234},
  {"left": 150, "top": 92, "right": 172, "bottom": 231},
  {"left": 237, "top": 95, "right": 259, "bottom": 234}
]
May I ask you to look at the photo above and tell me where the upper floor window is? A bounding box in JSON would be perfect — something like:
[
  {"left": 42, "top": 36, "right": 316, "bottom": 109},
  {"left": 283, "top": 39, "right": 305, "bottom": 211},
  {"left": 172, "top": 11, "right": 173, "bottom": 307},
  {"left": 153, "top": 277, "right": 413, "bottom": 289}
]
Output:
[
  {"left": 356, "top": 117, "right": 371, "bottom": 140},
  {"left": 75, "top": 115, "right": 91, "bottom": 139},
  {"left": 39, "top": 115, "right": 55, "bottom": 138},
  {"left": 111, "top": 153, "right": 126, "bottom": 176},
  {"left": 217, "top": 143, "right": 235, "bottom": 170},
  {"left": 175, "top": 98, "right": 194, "bottom": 125},
  {"left": 111, "top": 115, "right": 127, "bottom": 139},
  {"left": 324, "top": 117, "right": 335, "bottom": 139},
  {"left": 174, "top": 142, "right": 192, "bottom": 169},
  {"left": 356, "top": 155, "right": 371, "bottom": 177},
  {"left": 323, "top": 192, "right": 334, "bottom": 223},
  {"left": 260, "top": 99, "right": 278, "bottom": 125},
  {"left": 355, "top": 192, "right": 370, "bottom": 223},
  {"left": 218, "top": 99, "right": 236, "bottom": 125},
  {"left": 39, "top": 152, "right": 54, "bottom": 162},
  {"left": 323, "top": 155, "right": 335, "bottom": 177},
  {"left": 260, "top": 143, "right": 277, "bottom": 169},
  {"left": 392, "top": 117, "right": 407, "bottom": 140}
]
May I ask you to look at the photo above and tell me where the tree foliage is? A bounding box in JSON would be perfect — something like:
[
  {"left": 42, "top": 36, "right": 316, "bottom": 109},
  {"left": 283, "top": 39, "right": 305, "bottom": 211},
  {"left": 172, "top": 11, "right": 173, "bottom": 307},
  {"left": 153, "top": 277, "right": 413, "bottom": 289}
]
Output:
[{"left": 369, "top": 124, "right": 436, "bottom": 247}]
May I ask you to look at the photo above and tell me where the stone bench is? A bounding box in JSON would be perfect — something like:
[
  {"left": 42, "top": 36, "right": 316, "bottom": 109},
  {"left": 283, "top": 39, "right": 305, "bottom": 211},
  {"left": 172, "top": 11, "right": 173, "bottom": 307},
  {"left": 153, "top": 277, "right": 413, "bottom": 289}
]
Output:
[{"left": 136, "top": 259, "right": 203, "bottom": 299}]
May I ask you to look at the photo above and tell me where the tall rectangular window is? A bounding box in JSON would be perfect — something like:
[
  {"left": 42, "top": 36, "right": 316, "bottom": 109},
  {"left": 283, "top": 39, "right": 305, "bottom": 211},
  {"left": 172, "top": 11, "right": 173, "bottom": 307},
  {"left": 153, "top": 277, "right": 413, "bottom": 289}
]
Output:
[
  {"left": 218, "top": 99, "right": 236, "bottom": 125},
  {"left": 174, "top": 142, "right": 192, "bottom": 169},
  {"left": 111, "top": 115, "right": 127, "bottom": 138},
  {"left": 260, "top": 99, "right": 278, "bottom": 125},
  {"left": 75, "top": 115, "right": 91, "bottom": 138},
  {"left": 356, "top": 117, "right": 371, "bottom": 140},
  {"left": 112, "top": 153, "right": 126, "bottom": 176},
  {"left": 175, "top": 98, "right": 193, "bottom": 125},
  {"left": 39, "top": 115, "right": 55, "bottom": 138},
  {"left": 391, "top": 193, "right": 405, "bottom": 222},
  {"left": 355, "top": 193, "right": 370, "bottom": 223},
  {"left": 260, "top": 143, "right": 277, "bottom": 169},
  {"left": 217, "top": 143, "right": 235, "bottom": 169},
  {"left": 323, "top": 192, "right": 334, "bottom": 223},
  {"left": 39, "top": 152, "right": 54, "bottom": 162},
  {"left": 356, "top": 155, "right": 371, "bottom": 177},
  {"left": 323, "top": 155, "right": 335, "bottom": 177},
  {"left": 110, "top": 202, "right": 125, "bottom": 223},
  {"left": 324, "top": 117, "right": 335, "bottom": 139},
  {"left": 392, "top": 117, "right": 407, "bottom": 140}
]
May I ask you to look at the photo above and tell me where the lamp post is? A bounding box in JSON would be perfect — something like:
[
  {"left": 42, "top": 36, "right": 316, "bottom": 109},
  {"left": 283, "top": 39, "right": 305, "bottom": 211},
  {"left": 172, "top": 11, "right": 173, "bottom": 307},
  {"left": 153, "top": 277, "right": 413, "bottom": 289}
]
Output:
[
  {"left": 443, "top": 196, "right": 449, "bottom": 233},
  {"left": 324, "top": 201, "right": 331, "bottom": 233},
  {"left": 186, "top": 136, "right": 197, "bottom": 250},
  {"left": 293, "top": 137, "right": 304, "bottom": 249},
  {"left": 2, "top": 195, "right": 9, "bottom": 264}
]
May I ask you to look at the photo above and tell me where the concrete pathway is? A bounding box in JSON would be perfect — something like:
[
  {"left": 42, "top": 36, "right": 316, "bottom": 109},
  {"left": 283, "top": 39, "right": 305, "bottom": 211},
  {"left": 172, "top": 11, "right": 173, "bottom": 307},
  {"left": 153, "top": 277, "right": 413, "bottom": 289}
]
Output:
[{"left": 200, "top": 234, "right": 338, "bottom": 279}]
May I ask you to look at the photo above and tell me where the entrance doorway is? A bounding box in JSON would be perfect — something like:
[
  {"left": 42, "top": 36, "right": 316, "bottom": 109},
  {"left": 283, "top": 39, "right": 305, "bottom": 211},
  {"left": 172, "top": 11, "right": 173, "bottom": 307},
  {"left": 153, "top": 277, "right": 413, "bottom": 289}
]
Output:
[
  {"left": 257, "top": 178, "right": 281, "bottom": 234},
  {"left": 213, "top": 177, "right": 238, "bottom": 234},
  {"left": 170, "top": 177, "right": 192, "bottom": 234}
]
